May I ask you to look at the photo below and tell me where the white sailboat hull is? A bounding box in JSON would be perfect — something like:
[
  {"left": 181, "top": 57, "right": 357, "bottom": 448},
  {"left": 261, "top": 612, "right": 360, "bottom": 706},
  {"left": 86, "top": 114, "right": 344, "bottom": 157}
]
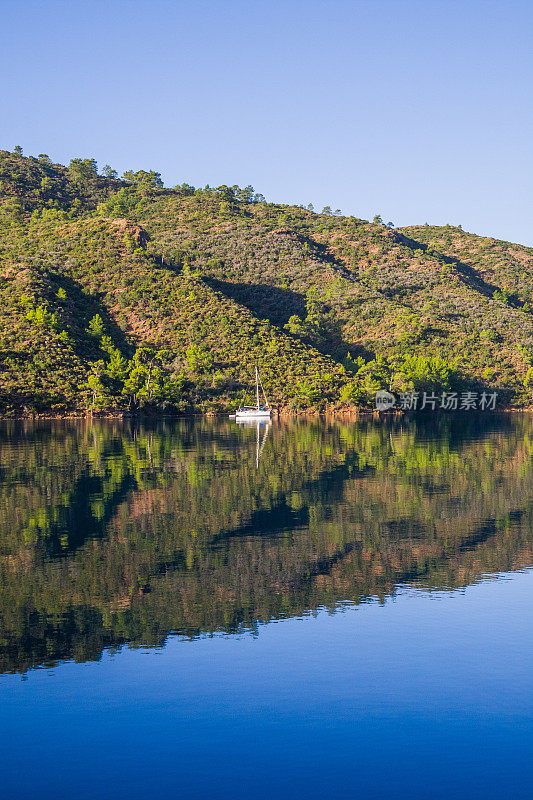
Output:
[{"left": 234, "top": 409, "right": 271, "bottom": 420}]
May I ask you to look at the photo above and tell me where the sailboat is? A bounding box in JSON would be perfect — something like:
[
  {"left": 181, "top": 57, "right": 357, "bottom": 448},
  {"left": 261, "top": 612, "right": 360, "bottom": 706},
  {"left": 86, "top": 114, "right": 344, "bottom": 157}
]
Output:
[{"left": 230, "top": 366, "right": 271, "bottom": 420}]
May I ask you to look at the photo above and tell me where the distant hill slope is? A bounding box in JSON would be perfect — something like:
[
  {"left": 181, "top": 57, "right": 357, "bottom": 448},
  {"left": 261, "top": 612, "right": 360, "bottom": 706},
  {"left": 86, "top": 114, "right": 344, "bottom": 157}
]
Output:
[{"left": 0, "top": 148, "right": 532, "bottom": 414}]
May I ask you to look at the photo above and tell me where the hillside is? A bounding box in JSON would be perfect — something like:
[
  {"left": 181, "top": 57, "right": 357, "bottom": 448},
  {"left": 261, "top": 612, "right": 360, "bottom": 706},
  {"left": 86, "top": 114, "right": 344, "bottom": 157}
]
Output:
[{"left": 1, "top": 147, "right": 532, "bottom": 414}]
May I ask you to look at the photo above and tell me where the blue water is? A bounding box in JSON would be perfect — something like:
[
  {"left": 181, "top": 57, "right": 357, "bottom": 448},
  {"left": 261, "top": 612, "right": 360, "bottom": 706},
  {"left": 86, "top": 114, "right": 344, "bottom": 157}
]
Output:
[
  {"left": 2, "top": 575, "right": 532, "bottom": 799},
  {"left": 0, "top": 416, "right": 532, "bottom": 798}
]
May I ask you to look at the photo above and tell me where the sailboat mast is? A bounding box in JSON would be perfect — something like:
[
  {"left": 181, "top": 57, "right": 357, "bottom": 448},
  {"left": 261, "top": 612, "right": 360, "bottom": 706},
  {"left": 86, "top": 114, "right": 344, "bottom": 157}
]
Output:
[
  {"left": 255, "top": 365, "right": 260, "bottom": 410},
  {"left": 258, "top": 371, "right": 269, "bottom": 409}
]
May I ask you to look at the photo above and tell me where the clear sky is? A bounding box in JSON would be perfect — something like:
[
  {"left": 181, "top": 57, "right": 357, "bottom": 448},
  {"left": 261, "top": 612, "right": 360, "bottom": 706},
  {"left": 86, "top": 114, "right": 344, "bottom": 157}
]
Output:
[{"left": 1, "top": 0, "right": 532, "bottom": 244}]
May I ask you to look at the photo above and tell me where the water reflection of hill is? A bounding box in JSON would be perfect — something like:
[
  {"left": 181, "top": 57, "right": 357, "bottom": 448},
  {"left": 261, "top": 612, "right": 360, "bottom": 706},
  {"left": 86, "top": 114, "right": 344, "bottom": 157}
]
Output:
[{"left": 1, "top": 414, "right": 533, "bottom": 673}]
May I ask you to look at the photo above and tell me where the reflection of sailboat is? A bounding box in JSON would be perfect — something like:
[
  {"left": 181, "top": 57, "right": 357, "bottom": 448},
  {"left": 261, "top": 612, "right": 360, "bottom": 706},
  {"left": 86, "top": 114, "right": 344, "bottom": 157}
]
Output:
[
  {"left": 230, "top": 366, "right": 271, "bottom": 420},
  {"left": 234, "top": 420, "right": 270, "bottom": 468},
  {"left": 255, "top": 421, "right": 269, "bottom": 468}
]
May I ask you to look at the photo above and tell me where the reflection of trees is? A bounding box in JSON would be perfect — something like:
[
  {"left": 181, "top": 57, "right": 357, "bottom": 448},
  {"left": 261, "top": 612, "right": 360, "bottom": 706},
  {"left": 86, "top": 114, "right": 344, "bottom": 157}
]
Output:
[{"left": 1, "top": 414, "right": 533, "bottom": 673}]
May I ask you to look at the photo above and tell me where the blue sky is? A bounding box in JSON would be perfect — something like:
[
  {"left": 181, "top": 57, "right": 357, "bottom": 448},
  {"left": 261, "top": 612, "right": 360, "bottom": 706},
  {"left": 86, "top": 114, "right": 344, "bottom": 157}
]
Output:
[{"left": 2, "top": 0, "right": 532, "bottom": 244}]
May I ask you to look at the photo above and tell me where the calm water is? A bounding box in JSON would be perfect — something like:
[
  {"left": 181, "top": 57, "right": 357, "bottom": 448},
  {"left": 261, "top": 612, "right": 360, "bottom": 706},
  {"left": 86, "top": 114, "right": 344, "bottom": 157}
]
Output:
[{"left": 0, "top": 414, "right": 532, "bottom": 799}]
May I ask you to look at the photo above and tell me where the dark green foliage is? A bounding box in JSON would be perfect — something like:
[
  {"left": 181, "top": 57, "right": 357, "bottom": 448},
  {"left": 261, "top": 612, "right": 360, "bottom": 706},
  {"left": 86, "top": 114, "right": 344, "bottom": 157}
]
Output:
[
  {"left": 122, "top": 169, "right": 163, "bottom": 190},
  {"left": 0, "top": 149, "right": 122, "bottom": 216},
  {"left": 68, "top": 157, "right": 98, "bottom": 186}
]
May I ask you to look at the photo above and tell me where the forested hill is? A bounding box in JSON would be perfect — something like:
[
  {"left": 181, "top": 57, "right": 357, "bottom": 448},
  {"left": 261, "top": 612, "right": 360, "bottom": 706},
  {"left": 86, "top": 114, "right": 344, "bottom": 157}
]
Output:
[{"left": 1, "top": 147, "right": 533, "bottom": 415}]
